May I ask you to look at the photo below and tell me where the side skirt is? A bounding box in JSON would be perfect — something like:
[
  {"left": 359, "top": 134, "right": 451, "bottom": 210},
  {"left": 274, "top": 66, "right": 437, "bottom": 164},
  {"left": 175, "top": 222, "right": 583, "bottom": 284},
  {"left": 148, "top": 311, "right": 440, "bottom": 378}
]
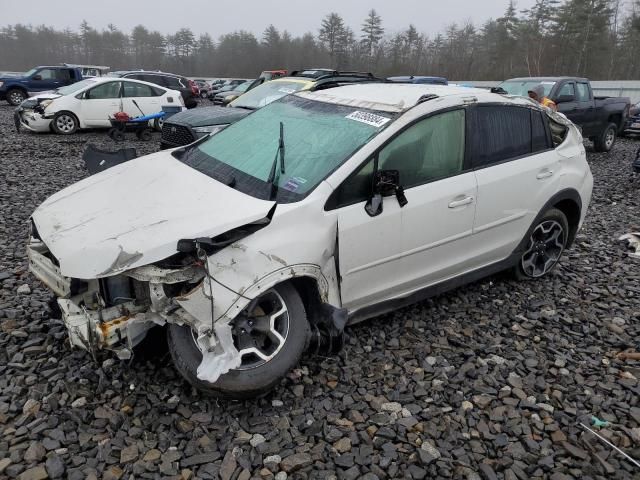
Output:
[{"left": 347, "top": 252, "right": 520, "bottom": 325}]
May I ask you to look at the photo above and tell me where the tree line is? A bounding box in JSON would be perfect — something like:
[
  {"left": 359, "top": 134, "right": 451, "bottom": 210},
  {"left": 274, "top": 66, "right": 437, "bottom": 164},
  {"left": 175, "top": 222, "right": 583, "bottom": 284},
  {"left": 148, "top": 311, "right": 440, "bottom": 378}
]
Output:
[{"left": 1, "top": 0, "right": 640, "bottom": 80}]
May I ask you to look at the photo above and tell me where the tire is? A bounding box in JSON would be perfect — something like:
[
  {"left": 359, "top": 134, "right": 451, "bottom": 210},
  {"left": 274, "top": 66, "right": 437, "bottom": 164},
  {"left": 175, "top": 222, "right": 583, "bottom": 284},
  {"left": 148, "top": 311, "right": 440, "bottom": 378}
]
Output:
[
  {"left": 6, "top": 88, "right": 26, "bottom": 106},
  {"left": 51, "top": 112, "right": 78, "bottom": 135},
  {"left": 593, "top": 122, "right": 617, "bottom": 152},
  {"left": 137, "top": 129, "right": 152, "bottom": 141},
  {"left": 112, "top": 130, "right": 125, "bottom": 142},
  {"left": 514, "top": 208, "right": 569, "bottom": 280},
  {"left": 153, "top": 117, "right": 163, "bottom": 132},
  {"left": 167, "top": 282, "right": 309, "bottom": 399}
]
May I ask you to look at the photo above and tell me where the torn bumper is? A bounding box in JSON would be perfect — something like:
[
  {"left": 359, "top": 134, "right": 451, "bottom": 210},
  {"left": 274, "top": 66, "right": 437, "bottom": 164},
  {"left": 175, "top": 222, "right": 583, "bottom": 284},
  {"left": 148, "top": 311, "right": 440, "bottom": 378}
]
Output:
[
  {"left": 14, "top": 107, "right": 51, "bottom": 133},
  {"left": 58, "top": 299, "right": 151, "bottom": 358},
  {"left": 28, "top": 237, "right": 155, "bottom": 357}
]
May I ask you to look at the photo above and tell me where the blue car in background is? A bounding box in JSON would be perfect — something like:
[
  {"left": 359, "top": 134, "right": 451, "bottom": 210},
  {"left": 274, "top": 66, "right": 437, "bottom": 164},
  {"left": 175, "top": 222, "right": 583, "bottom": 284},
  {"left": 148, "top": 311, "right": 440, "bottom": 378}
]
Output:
[
  {"left": 387, "top": 75, "right": 448, "bottom": 85},
  {"left": 0, "top": 65, "right": 84, "bottom": 106}
]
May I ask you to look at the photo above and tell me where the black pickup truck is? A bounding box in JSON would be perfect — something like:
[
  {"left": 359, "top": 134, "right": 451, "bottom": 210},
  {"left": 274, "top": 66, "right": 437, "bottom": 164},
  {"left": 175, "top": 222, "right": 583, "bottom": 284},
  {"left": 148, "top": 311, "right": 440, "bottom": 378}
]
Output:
[{"left": 499, "top": 77, "right": 630, "bottom": 152}]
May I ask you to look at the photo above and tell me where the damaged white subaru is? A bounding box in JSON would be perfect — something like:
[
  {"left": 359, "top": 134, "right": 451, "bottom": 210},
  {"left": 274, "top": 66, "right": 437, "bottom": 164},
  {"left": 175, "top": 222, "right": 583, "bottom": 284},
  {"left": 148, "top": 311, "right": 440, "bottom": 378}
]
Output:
[{"left": 28, "top": 84, "right": 593, "bottom": 398}]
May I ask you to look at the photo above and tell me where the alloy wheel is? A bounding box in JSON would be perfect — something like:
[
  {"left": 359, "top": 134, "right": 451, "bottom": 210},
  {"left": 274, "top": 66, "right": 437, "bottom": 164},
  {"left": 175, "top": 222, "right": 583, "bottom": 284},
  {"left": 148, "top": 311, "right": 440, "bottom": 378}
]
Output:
[
  {"left": 521, "top": 220, "right": 565, "bottom": 277},
  {"left": 55, "top": 114, "right": 75, "bottom": 133},
  {"left": 192, "top": 288, "right": 290, "bottom": 370},
  {"left": 605, "top": 129, "right": 615, "bottom": 149},
  {"left": 9, "top": 91, "right": 25, "bottom": 105}
]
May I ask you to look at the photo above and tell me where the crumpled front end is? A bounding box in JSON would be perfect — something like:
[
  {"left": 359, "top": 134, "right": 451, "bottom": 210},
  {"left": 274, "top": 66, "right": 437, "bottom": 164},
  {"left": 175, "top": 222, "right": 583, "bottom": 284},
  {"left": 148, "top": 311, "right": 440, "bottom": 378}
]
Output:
[
  {"left": 14, "top": 105, "right": 52, "bottom": 133},
  {"left": 27, "top": 224, "right": 210, "bottom": 360}
]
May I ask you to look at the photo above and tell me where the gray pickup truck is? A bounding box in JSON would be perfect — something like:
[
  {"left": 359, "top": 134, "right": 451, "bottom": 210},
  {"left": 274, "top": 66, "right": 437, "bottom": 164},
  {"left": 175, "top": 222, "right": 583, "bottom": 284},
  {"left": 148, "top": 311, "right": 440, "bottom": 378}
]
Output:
[{"left": 499, "top": 77, "right": 630, "bottom": 152}]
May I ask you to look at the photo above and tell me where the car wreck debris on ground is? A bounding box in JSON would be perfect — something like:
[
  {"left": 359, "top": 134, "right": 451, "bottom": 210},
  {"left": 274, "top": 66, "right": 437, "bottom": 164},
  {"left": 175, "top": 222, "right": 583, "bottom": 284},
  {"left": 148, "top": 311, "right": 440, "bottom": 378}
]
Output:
[{"left": 1, "top": 91, "right": 640, "bottom": 480}]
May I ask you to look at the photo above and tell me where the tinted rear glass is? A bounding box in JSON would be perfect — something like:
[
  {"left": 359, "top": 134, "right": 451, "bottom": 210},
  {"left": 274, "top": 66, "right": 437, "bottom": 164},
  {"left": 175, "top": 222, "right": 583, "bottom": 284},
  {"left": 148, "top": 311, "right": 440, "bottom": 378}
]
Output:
[{"left": 472, "top": 106, "right": 532, "bottom": 167}]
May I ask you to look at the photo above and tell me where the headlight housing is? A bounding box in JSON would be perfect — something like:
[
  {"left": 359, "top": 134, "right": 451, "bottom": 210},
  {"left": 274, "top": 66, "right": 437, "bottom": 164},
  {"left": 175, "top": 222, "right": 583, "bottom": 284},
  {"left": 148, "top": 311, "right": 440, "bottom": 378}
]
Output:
[
  {"left": 40, "top": 99, "right": 53, "bottom": 109},
  {"left": 192, "top": 124, "right": 229, "bottom": 138}
]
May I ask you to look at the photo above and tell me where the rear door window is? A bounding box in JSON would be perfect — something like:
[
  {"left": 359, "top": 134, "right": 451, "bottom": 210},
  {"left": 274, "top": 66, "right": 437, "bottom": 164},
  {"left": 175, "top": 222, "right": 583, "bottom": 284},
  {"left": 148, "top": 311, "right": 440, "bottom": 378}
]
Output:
[
  {"left": 57, "top": 69, "right": 73, "bottom": 81},
  {"left": 163, "top": 76, "right": 183, "bottom": 89},
  {"left": 123, "top": 82, "right": 160, "bottom": 97},
  {"left": 472, "top": 106, "right": 532, "bottom": 168}
]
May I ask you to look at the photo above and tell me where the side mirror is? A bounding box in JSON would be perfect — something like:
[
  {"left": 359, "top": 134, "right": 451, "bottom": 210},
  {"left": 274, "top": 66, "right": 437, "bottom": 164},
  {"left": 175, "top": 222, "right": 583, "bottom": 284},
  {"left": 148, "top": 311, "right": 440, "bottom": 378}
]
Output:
[
  {"left": 556, "top": 94, "right": 575, "bottom": 104},
  {"left": 32, "top": 75, "right": 42, "bottom": 81},
  {"left": 364, "top": 169, "right": 408, "bottom": 217}
]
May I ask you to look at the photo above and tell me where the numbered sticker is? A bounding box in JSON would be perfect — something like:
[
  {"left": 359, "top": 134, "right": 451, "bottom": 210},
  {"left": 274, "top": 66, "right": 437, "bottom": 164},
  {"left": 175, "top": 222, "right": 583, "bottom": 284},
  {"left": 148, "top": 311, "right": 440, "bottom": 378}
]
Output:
[{"left": 345, "top": 111, "right": 391, "bottom": 128}]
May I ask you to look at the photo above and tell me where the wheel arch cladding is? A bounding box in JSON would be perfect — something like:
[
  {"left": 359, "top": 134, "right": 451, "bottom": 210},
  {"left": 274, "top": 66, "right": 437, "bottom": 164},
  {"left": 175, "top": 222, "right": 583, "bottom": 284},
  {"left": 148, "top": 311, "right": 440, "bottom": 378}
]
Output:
[{"left": 552, "top": 197, "right": 581, "bottom": 247}]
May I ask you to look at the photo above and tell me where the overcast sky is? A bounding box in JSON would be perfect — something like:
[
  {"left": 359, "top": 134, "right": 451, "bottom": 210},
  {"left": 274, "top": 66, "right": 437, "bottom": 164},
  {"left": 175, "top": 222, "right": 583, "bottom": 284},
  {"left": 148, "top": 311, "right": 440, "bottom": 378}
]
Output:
[{"left": 1, "top": 0, "right": 536, "bottom": 37}]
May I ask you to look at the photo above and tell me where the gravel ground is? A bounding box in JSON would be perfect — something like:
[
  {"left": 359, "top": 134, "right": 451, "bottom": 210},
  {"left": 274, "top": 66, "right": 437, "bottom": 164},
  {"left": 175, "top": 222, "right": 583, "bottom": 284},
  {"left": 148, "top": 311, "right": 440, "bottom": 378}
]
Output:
[{"left": 1, "top": 102, "right": 640, "bottom": 480}]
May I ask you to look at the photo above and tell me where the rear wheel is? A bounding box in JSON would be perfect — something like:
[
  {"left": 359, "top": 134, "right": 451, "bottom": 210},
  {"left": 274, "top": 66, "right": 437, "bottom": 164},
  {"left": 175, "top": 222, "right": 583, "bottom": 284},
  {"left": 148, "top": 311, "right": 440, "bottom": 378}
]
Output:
[
  {"left": 594, "top": 123, "right": 617, "bottom": 152},
  {"left": 137, "top": 128, "right": 152, "bottom": 141},
  {"left": 6, "top": 88, "right": 26, "bottom": 106},
  {"left": 51, "top": 112, "right": 78, "bottom": 135},
  {"left": 515, "top": 208, "right": 569, "bottom": 280},
  {"left": 167, "top": 282, "right": 309, "bottom": 399}
]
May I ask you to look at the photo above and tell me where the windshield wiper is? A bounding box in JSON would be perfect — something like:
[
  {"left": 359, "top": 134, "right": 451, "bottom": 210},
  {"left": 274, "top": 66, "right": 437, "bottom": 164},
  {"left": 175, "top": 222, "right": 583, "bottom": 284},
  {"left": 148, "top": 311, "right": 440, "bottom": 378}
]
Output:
[{"left": 266, "top": 122, "right": 285, "bottom": 201}]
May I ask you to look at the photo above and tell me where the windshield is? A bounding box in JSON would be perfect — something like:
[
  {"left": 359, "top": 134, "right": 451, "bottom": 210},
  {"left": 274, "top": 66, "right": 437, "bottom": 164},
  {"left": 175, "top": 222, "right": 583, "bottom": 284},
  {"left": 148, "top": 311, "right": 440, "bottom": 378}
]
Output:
[
  {"left": 499, "top": 80, "right": 555, "bottom": 97},
  {"left": 56, "top": 79, "right": 97, "bottom": 95},
  {"left": 181, "top": 95, "right": 394, "bottom": 203},
  {"left": 235, "top": 81, "right": 253, "bottom": 93},
  {"left": 23, "top": 68, "right": 38, "bottom": 77},
  {"left": 231, "top": 80, "right": 309, "bottom": 109}
]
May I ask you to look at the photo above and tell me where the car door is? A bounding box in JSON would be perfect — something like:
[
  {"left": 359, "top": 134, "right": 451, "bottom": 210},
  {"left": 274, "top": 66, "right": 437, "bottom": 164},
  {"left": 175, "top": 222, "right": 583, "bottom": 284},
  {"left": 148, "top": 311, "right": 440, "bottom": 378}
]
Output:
[
  {"left": 575, "top": 81, "right": 595, "bottom": 136},
  {"left": 56, "top": 68, "right": 77, "bottom": 87},
  {"left": 331, "top": 109, "right": 477, "bottom": 310},
  {"left": 29, "top": 68, "right": 61, "bottom": 92},
  {"left": 121, "top": 81, "right": 163, "bottom": 116},
  {"left": 80, "top": 81, "right": 122, "bottom": 127},
  {"left": 471, "top": 105, "right": 560, "bottom": 265},
  {"left": 555, "top": 82, "right": 583, "bottom": 125}
]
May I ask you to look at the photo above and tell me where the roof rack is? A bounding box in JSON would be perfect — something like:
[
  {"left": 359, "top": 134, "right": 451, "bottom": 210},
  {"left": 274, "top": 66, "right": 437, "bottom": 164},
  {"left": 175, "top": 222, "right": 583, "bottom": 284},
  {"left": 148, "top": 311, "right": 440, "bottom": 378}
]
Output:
[
  {"left": 290, "top": 69, "right": 376, "bottom": 80},
  {"left": 416, "top": 94, "right": 439, "bottom": 105}
]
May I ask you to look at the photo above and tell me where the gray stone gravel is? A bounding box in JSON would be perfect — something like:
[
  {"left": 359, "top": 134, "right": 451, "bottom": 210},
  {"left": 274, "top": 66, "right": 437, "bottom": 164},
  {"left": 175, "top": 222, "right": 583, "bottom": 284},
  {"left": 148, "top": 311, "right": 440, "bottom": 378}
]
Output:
[{"left": 1, "top": 101, "right": 640, "bottom": 479}]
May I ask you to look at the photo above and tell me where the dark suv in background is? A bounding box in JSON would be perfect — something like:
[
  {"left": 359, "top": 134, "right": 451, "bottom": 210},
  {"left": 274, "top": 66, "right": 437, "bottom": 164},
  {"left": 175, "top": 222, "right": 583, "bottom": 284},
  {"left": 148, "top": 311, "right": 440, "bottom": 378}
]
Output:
[{"left": 112, "top": 71, "right": 198, "bottom": 108}]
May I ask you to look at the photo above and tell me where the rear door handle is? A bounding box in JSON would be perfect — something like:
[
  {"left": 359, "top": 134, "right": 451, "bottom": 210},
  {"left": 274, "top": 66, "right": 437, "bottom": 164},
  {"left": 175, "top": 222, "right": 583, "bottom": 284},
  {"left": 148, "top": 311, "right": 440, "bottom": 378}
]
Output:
[
  {"left": 448, "top": 196, "right": 474, "bottom": 208},
  {"left": 537, "top": 170, "right": 554, "bottom": 180}
]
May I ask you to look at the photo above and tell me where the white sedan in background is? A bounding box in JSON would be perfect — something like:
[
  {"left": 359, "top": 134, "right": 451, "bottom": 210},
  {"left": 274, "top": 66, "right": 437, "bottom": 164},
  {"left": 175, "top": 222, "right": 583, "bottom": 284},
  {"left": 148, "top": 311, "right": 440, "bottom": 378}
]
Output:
[{"left": 15, "top": 77, "right": 185, "bottom": 134}]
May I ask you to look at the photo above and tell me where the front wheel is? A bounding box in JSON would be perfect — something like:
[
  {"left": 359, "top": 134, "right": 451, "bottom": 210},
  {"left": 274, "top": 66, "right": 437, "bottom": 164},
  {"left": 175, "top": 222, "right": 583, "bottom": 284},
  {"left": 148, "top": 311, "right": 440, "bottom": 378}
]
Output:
[
  {"left": 167, "top": 282, "right": 309, "bottom": 399},
  {"left": 593, "top": 123, "right": 617, "bottom": 152},
  {"left": 514, "top": 208, "right": 569, "bottom": 280},
  {"left": 6, "top": 88, "right": 26, "bottom": 106},
  {"left": 51, "top": 112, "right": 78, "bottom": 135}
]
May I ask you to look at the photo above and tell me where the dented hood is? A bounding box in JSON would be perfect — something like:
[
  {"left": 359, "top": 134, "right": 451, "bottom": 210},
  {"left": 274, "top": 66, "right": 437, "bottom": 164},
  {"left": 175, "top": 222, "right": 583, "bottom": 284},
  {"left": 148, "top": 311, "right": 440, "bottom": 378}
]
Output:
[{"left": 32, "top": 151, "right": 275, "bottom": 279}]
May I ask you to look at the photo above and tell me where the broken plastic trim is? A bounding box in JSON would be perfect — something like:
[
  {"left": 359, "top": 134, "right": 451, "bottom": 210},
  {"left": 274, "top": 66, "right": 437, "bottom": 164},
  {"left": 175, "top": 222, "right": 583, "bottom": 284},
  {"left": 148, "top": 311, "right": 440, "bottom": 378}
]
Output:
[
  {"left": 177, "top": 204, "right": 277, "bottom": 255},
  {"left": 307, "top": 303, "right": 348, "bottom": 355}
]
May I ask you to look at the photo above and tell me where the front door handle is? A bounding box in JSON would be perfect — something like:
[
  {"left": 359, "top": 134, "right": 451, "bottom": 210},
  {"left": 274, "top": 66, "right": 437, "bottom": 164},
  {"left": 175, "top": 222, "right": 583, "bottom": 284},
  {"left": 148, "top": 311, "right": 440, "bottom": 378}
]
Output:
[
  {"left": 537, "top": 170, "right": 554, "bottom": 180},
  {"left": 448, "top": 196, "right": 474, "bottom": 208}
]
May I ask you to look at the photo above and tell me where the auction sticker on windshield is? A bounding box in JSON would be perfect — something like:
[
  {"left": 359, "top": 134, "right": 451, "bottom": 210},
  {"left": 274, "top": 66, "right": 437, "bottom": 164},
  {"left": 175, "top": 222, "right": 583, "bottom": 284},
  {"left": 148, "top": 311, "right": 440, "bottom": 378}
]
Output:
[{"left": 346, "top": 111, "right": 391, "bottom": 128}]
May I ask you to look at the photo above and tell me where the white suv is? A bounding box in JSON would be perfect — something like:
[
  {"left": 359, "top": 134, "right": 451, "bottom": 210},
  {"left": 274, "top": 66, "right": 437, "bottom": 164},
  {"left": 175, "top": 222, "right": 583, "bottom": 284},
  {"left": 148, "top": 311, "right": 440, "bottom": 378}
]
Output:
[{"left": 28, "top": 84, "right": 593, "bottom": 398}]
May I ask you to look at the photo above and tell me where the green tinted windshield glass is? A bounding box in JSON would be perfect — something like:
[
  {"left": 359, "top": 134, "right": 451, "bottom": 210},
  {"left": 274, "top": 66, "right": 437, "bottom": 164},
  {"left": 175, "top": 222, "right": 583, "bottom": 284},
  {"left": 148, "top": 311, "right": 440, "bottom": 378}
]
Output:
[
  {"left": 188, "top": 95, "right": 393, "bottom": 201},
  {"left": 231, "top": 80, "right": 309, "bottom": 109},
  {"left": 499, "top": 80, "right": 555, "bottom": 97}
]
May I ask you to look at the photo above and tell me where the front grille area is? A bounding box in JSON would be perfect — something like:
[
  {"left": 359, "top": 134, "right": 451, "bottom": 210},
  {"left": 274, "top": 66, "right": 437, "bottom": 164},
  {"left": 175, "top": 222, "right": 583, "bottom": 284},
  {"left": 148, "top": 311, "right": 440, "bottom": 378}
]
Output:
[{"left": 161, "top": 123, "right": 195, "bottom": 147}]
